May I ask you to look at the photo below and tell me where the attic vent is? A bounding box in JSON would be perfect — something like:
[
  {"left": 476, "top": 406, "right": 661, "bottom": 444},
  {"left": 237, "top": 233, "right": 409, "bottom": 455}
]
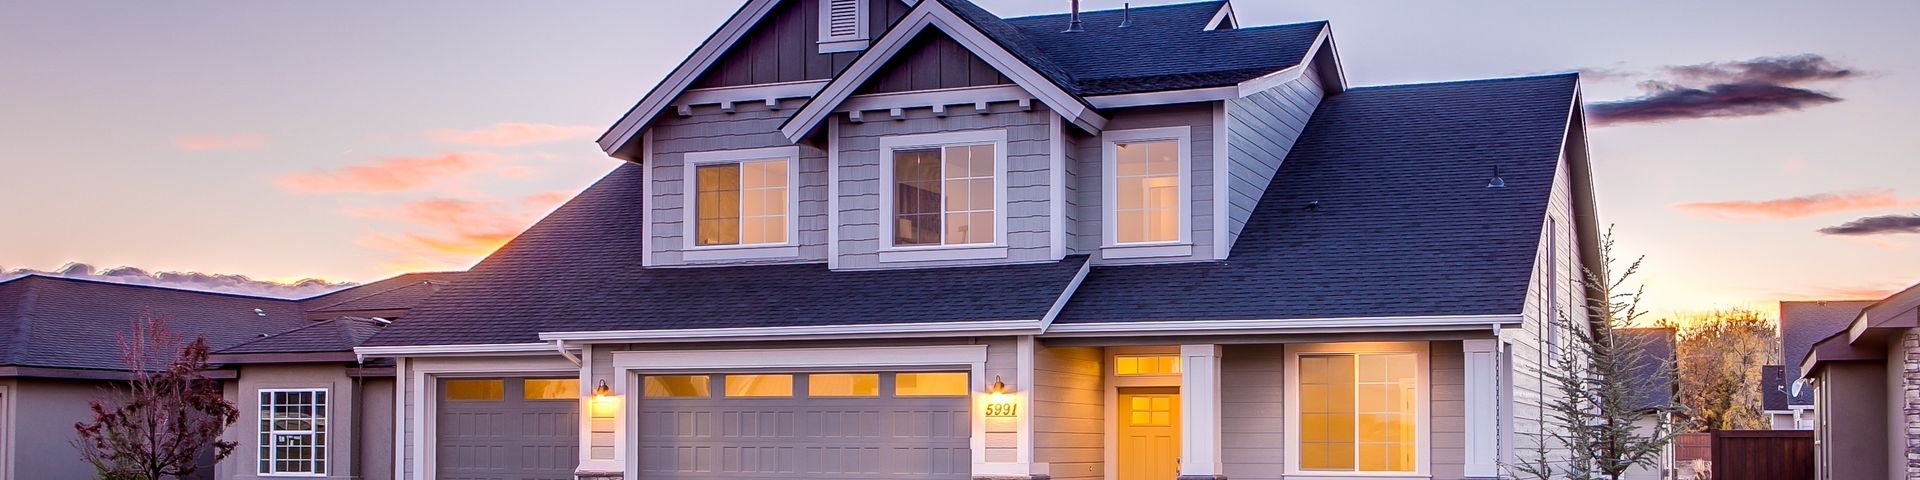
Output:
[{"left": 819, "top": 0, "right": 869, "bottom": 53}]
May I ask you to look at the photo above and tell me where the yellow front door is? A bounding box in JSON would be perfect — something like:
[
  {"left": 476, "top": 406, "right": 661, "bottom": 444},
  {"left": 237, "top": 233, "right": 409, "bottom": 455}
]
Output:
[{"left": 1118, "top": 387, "right": 1181, "bottom": 480}]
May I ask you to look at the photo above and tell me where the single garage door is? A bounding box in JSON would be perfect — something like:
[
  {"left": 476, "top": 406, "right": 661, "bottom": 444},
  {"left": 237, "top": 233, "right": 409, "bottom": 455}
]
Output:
[
  {"left": 636, "top": 371, "right": 972, "bottom": 480},
  {"left": 437, "top": 377, "right": 580, "bottom": 480}
]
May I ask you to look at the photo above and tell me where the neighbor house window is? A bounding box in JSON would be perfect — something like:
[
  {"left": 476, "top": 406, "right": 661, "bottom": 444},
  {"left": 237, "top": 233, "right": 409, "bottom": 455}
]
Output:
[
  {"left": 258, "top": 389, "right": 327, "bottom": 475},
  {"left": 1290, "top": 344, "right": 1425, "bottom": 474},
  {"left": 1104, "top": 127, "right": 1189, "bottom": 246},
  {"left": 685, "top": 147, "right": 797, "bottom": 250},
  {"left": 886, "top": 133, "right": 1002, "bottom": 248}
]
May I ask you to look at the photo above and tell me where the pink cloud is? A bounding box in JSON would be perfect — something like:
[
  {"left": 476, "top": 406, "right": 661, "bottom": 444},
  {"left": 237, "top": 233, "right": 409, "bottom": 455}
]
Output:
[
  {"left": 171, "top": 134, "right": 267, "bottom": 151},
  {"left": 275, "top": 152, "right": 502, "bottom": 194},
  {"left": 427, "top": 123, "right": 598, "bottom": 147},
  {"left": 1672, "top": 190, "right": 1920, "bottom": 220},
  {"left": 351, "top": 197, "right": 548, "bottom": 265}
]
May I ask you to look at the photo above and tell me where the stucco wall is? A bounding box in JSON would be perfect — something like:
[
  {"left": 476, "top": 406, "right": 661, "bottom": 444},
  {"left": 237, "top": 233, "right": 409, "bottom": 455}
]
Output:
[
  {"left": 4, "top": 378, "right": 113, "bottom": 480},
  {"left": 217, "top": 363, "right": 381, "bottom": 480},
  {"left": 1817, "top": 361, "right": 1888, "bottom": 479}
]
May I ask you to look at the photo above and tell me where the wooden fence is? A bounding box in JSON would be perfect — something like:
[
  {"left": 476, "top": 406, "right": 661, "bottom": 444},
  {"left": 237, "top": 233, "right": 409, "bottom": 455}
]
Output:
[
  {"left": 1676, "top": 432, "right": 1712, "bottom": 465},
  {"left": 1710, "top": 429, "right": 1814, "bottom": 480}
]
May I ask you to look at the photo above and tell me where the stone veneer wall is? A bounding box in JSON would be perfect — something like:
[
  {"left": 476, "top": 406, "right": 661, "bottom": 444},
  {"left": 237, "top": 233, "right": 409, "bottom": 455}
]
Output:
[{"left": 1905, "top": 329, "right": 1920, "bottom": 479}]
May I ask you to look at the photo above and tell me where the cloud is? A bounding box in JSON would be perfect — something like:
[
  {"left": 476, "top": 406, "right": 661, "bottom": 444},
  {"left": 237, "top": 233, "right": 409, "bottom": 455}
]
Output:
[
  {"left": 275, "top": 152, "right": 503, "bottom": 194},
  {"left": 427, "top": 123, "right": 598, "bottom": 147},
  {"left": 350, "top": 197, "right": 551, "bottom": 266},
  {"left": 1673, "top": 190, "right": 1920, "bottom": 220},
  {"left": 1586, "top": 54, "right": 1856, "bottom": 126},
  {"left": 0, "top": 262, "right": 352, "bottom": 298},
  {"left": 171, "top": 134, "right": 267, "bottom": 151},
  {"left": 1818, "top": 214, "right": 1920, "bottom": 236}
]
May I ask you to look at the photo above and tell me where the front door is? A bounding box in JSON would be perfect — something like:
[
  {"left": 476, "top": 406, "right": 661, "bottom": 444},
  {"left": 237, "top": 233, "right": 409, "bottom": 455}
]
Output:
[{"left": 1118, "top": 387, "right": 1180, "bottom": 480}]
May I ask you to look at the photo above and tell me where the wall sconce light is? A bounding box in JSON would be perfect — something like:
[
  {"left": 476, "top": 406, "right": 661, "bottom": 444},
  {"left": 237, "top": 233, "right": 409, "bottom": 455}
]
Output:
[
  {"left": 593, "top": 379, "right": 612, "bottom": 398},
  {"left": 990, "top": 375, "right": 1008, "bottom": 398}
]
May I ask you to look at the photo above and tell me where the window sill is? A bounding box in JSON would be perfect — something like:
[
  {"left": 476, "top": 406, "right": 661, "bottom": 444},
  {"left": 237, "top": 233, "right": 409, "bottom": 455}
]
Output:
[
  {"left": 877, "top": 245, "right": 1008, "bottom": 263},
  {"left": 1101, "top": 243, "right": 1193, "bottom": 259},
  {"left": 683, "top": 245, "right": 800, "bottom": 262},
  {"left": 818, "top": 38, "right": 870, "bottom": 54},
  {"left": 1282, "top": 474, "right": 1429, "bottom": 480}
]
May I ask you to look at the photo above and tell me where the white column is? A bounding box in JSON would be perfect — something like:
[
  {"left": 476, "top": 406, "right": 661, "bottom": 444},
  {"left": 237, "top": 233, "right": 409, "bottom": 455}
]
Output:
[
  {"left": 1180, "top": 344, "right": 1224, "bottom": 478},
  {"left": 1463, "top": 339, "right": 1501, "bottom": 478}
]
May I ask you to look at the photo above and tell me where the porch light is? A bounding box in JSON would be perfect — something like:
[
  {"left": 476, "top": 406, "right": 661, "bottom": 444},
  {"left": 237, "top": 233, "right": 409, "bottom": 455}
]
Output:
[
  {"left": 593, "top": 379, "right": 612, "bottom": 398},
  {"left": 990, "top": 375, "right": 1008, "bottom": 398}
]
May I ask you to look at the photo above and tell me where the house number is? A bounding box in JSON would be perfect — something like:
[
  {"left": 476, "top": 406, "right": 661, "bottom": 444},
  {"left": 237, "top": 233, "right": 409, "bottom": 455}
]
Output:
[{"left": 985, "top": 403, "right": 1018, "bottom": 417}]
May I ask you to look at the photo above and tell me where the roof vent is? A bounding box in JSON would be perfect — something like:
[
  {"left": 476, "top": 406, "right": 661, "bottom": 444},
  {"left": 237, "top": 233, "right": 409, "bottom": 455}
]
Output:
[
  {"left": 254, "top": 308, "right": 266, "bottom": 317},
  {"left": 1063, "top": 0, "right": 1084, "bottom": 32},
  {"left": 1487, "top": 165, "right": 1506, "bottom": 188},
  {"left": 370, "top": 317, "right": 394, "bottom": 325},
  {"left": 1304, "top": 200, "right": 1320, "bottom": 212},
  {"left": 1119, "top": 3, "right": 1133, "bottom": 28}
]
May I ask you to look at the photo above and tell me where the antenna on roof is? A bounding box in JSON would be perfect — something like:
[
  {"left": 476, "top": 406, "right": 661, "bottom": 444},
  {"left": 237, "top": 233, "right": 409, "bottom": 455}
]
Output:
[
  {"left": 1063, "top": 0, "right": 1085, "bottom": 32},
  {"left": 1487, "top": 165, "right": 1506, "bottom": 188},
  {"left": 1119, "top": 3, "right": 1133, "bottom": 28}
]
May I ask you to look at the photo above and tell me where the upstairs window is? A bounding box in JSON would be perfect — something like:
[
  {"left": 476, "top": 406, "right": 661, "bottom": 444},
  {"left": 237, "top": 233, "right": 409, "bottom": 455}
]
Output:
[
  {"left": 882, "top": 131, "right": 1006, "bottom": 249},
  {"left": 684, "top": 147, "right": 797, "bottom": 249},
  {"left": 1104, "top": 127, "right": 1191, "bottom": 247},
  {"left": 818, "top": 0, "right": 869, "bottom": 53}
]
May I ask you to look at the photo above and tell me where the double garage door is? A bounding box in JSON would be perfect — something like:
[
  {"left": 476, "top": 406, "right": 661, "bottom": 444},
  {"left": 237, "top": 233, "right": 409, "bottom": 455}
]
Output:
[{"left": 437, "top": 372, "right": 970, "bottom": 480}]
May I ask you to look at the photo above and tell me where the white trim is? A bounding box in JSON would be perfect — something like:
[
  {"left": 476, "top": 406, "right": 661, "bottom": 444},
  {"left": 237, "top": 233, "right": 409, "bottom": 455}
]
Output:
[
  {"left": 682, "top": 245, "right": 800, "bottom": 261},
  {"left": 598, "top": 0, "right": 782, "bottom": 153},
  {"left": 1037, "top": 259, "right": 1092, "bottom": 332},
  {"left": 1284, "top": 341, "right": 1433, "bottom": 478},
  {"left": 1099, "top": 243, "right": 1192, "bottom": 259},
  {"left": 780, "top": 2, "right": 1106, "bottom": 142},
  {"left": 1086, "top": 86, "right": 1236, "bottom": 109},
  {"left": 1015, "top": 336, "right": 1038, "bottom": 466},
  {"left": 877, "top": 245, "right": 1009, "bottom": 263},
  {"left": 1180, "top": 344, "right": 1225, "bottom": 476},
  {"left": 827, "top": 117, "right": 843, "bottom": 269},
  {"left": 877, "top": 129, "right": 1010, "bottom": 251},
  {"left": 1048, "top": 113, "right": 1068, "bottom": 260},
  {"left": 640, "top": 130, "right": 654, "bottom": 267},
  {"left": 0, "top": 384, "right": 11, "bottom": 480},
  {"left": 391, "top": 358, "right": 406, "bottom": 480},
  {"left": 405, "top": 356, "right": 578, "bottom": 480},
  {"left": 1102, "top": 126, "right": 1193, "bottom": 250},
  {"left": 355, "top": 342, "right": 559, "bottom": 357},
  {"left": 1044, "top": 314, "right": 1524, "bottom": 336},
  {"left": 541, "top": 319, "right": 1043, "bottom": 343},
  {"left": 610, "top": 344, "right": 987, "bottom": 371},
  {"left": 837, "top": 85, "right": 1032, "bottom": 115},
  {"left": 1206, "top": 2, "right": 1237, "bottom": 30},
  {"left": 680, "top": 146, "right": 803, "bottom": 256},
  {"left": 1235, "top": 26, "right": 1332, "bottom": 97},
  {"left": 817, "top": 0, "right": 869, "bottom": 52},
  {"left": 257, "top": 387, "right": 332, "bottom": 477},
  {"left": 674, "top": 80, "right": 829, "bottom": 114},
  {"left": 1102, "top": 346, "right": 1183, "bottom": 480},
  {"left": 1462, "top": 339, "right": 1500, "bottom": 477},
  {"left": 818, "top": 38, "right": 870, "bottom": 54},
  {"left": 1212, "top": 101, "right": 1231, "bottom": 259}
]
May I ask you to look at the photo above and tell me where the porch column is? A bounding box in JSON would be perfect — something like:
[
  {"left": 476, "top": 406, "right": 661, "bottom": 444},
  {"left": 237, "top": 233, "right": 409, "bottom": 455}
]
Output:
[
  {"left": 1462, "top": 339, "right": 1500, "bottom": 478},
  {"left": 1179, "top": 344, "right": 1225, "bottom": 480}
]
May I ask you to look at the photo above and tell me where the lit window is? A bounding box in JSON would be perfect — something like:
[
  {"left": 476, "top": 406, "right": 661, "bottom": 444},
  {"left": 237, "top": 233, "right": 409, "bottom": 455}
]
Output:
[
  {"left": 1115, "top": 355, "right": 1181, "bottom": 376},
  {"left": 523, "top": 379, "right": 579, "bottom": 401},
  {"left": 695, "top": 158, "right": 789, "bottom": 247},
  {"left": 896, "top": 372, "right": 970, "bottom": 397},
  {"left": 893, "top": 144, "right": 996, "bottom": 246},
  {"left": 1299, "top": 353, "right": 1418, "bottom": 473},
  {"left": 1129, "top": 395, "right": 1175, "bottom": 426},
  {"left": 443, "top": 379, "right": 503, "bottom": 401},
  {"left": 725, "top": 374, "right": 794, "bottom": 397},
  {"left": 1113, "top": 139, "right": 1181, "bottom": 244},
  {"left": 643, "top": 375, "right": 711, "bottom": 398},
  {"left": 258, "top": 389, "right": 327, "bottom": 475},
  {"left": 808, "top": 373, "right": 880, "bottom": 397}
]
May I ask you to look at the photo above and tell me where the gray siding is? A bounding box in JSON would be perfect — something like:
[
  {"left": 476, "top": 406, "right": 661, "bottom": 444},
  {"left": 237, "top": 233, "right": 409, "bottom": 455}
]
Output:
[
  {"left": 859, "top": 31, "right": 1012, "bottom": 94},
  {"left": 1033, "top": 345, "right": 1103, "bottom": 480},
  {"left": 1221, "top": 344, "right": 1285, "bottom": 480},
  {"left": 1223, "top": 62, "right": 1326, "bottom": 251},
  {"left": 1511, "top": 149, "right": 1588, "bottom": 469},
  {"left": 1431, "top": 340, "right": 1466, "bottom": 480},
  {"left": 833, "top": 104, "right": 1058, "bottom": 270},
  {"left": 647, "top": 100, "right": 830, "bottom": 265},
  {"left": 691, "top": 0, "right": 911, "bottom": 89},
  {"left": 1069, "top": 103, "right": 1219, "bottom": 263}
]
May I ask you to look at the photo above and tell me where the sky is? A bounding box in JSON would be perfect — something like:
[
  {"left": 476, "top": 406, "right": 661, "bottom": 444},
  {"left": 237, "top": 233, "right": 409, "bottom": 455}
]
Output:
[{"left": 2, "top": 0, "right": 1917, "bottom": 320}]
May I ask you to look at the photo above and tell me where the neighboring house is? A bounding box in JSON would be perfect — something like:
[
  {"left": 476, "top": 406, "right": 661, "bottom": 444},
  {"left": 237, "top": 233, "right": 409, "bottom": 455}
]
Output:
[
  {"left": 0, "top": 272, "right": 456, "bottom": 480},
  {"left": 1766, "top": 300, "right": 1874, "bottom": 430},
  {"left": 355, "top": 1, "right": 1603, "bottom": 480},
  {"left": 1798, "top": 282, "right": 1920, "bottom": 480},
  {"left": 1619, "top": 327, "right": 1679, "bottom": 480}
]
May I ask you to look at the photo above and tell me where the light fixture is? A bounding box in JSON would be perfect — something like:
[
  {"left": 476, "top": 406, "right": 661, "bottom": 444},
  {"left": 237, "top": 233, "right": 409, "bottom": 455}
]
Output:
[
  {"left": 990, "top": 375, "right": 1008, "bottom": 397},
  {"left": 593, "top": 379, "right": 612, "bottom": 398},
  {"left": 1487, "top": 165, "right": 1506, "bottom": 189}
]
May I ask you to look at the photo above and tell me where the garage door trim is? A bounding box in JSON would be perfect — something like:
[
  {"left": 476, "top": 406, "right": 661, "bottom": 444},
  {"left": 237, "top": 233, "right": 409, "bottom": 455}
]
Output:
[{"left": 403, "top": 355, "right": 580, "bottom": 480}]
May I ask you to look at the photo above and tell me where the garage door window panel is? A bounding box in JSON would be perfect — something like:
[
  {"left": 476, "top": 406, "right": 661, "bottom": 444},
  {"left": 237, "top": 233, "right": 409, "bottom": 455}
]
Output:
[
  {"left": 726, "top": 374, "right": 794, "bottom": 397},
  {"left": 895, "top": 372, "right": 970, "bottom": 397},
  {"left": 443, "top": 379, "right": 503, "bottom": 401},
  {"left": 809, "top": 373, "right": 880, "bottom": 397},
  {"left": 524, "top": 378, "right": 579, "bottom": 400},
  {"left": 644, "top": 375, "right": 712, "bottom": 398}
]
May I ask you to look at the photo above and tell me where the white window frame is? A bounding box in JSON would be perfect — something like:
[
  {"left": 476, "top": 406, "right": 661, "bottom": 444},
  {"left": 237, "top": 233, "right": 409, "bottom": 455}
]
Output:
[
  {"left": 877, "top": 129, "right": 1009, "bottom": 263},
  {"left": 1101, "top": 126, "right": 1193, "bottom": 259},
  {"left": 1283, "top": 342, "right": 1431, "bottom": 479},
  {"left": 257, "top": 388, "right": 329, "bottom": 477},
  {"left": 818, "top": 0, "right": 870, "bottom": 54},
  {"left": 681, "top": 146, "right": 802, "bottom": 261}
]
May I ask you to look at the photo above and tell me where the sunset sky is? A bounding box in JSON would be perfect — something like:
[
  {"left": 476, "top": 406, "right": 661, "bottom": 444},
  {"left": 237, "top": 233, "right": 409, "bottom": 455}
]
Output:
[{"left": 2, "top": 0, "right": 1916, "bottom": 320}]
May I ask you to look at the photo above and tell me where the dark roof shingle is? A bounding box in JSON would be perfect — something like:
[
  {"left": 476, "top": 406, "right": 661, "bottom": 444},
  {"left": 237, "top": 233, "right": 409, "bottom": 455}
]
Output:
[
  {"left": 0, "top": 275, "right": 310, "bottom": 372},
  {"left": 218, "top": 317, "right": 388, "bottom": 355},
  {"left": 1779, "top": 299, "right": 1872, "bottom": 404},
  {"left": 1619, "top": 327, "right": 1676, "bottom": 412}
]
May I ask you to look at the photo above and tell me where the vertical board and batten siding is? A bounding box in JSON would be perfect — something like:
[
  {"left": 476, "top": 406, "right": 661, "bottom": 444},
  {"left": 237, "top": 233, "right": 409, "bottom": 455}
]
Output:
[
  {"left": 646, "top": 101, "right": 831, "bottom": 265},
  {"left": 1033, "top": 345, "right": 1104, "bottom": 480},
  {"left": 1223, "top": 62, "right": 1326, "bottom": 249},
  {"left": 691, "top": 0, "right": 912, "bottom": 89},
  {"left": 1430, "top": 340, "right": 1467, "bottom": 480},
  {"left": 834, "top": 105, "right": 1057, "bottom": 270},
  {"left": 1069, "top": 103, "right": 1220, "bottom": 263},
  {"left": 1221, "top": 344, "right": 1285, "bottom": 480},
  {"left": 859, "top": 31, "right": 1013, "bottom": 94},
  {"left": 1509, "top": 149, "right": 1586, "bottom": 468}
]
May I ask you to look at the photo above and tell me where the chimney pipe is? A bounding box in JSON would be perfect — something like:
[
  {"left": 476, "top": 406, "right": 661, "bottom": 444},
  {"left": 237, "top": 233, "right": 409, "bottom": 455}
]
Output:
[
  {"left": 1063, "top": 0, "right": 1085, "bottom": 32},
  {"left": 1119, "top": 3, "right": 1133, "bottom": 28}
]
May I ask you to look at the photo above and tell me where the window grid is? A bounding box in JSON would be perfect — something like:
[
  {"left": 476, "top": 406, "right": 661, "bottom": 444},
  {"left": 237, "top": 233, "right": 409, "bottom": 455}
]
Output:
[
  {"left": 893, "top": 144, "right": 995, "bottom": 247},
  {"left": 258, "top": 389, "right": 327, "bottom": 475},
  {"left": 1299, "top": 353, "right": 1418, "bottom": 473},
  {"left": 1113, "top": 140, "right": 1181, "bottom": 244},
  {"left": 695, "top": 159, "right": 788, "bottom": 247}
]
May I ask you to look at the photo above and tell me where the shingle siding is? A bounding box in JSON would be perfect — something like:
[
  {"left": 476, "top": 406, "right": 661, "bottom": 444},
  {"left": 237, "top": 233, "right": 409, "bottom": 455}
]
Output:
[
  {"left": 1070, "top": 103, "right": 1220, "bottom": 263},
  {"left": 647, "top": 100, "right": 831, "bottom": 265}
]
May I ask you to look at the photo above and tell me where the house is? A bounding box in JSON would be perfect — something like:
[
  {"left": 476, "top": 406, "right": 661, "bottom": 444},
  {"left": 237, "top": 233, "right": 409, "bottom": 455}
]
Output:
[
  {"left": 1796, "top": 282, "right": 1920, "bottom": 480},
  {"left": 1618, "top": 327, "right": 1679, "bottom": 480},
  {"left": 0, "top": 272, "right": 457, "bottom": 480},
  {"left": 354, "top": 1, "right": 1602, "bottom": 480},
  {"left": 1765, "top": 300, "right": 1875, "bottom": 430}
]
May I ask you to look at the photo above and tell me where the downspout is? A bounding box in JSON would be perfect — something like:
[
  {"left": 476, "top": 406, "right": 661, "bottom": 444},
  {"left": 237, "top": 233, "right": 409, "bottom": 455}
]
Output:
[
  {"left": 351, "top": 357, "right": 365, "bottom": 480},
  {"left": 555, "top": 339, "right": 582, "bottom": 367}
]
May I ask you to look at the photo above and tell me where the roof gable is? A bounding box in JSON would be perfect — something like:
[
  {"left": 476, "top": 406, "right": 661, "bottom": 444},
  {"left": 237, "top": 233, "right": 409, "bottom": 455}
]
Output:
[{"left": 854, "top": 28, "right": 1013, "bottom": 95}]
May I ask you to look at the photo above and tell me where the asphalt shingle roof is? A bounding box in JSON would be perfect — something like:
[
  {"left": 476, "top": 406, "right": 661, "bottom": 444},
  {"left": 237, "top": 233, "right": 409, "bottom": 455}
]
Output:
[
  {"left": 218, "top": 317, "right": 389, "bottom": 355},
  {"left": 299, "top": 271, "right": 464, "bottom": 312},
  {"left": 1779, "top": 299, "right": 1872, "bottom": 404},
  {"left": 1762, "top": 364, "right": 1790, "bottom": 411},
  {"left": 364, "top": 164, "right": 1091, "bottom": 347},
  {"left": 1619, "top": 327, "right": 1676, "bottom": 412},
  {"left": 0, "top": 275, "right": 310, "bottom": 372},
  {"left": 1055, "top": 74, "right": 1578, "bottom": 323}
]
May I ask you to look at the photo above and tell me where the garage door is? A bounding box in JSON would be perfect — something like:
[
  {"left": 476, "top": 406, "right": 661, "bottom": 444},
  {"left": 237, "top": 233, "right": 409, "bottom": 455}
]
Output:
[
  {"left": 437, "top": 377, "right": 580, "bottom": 480},
  {"left": 636, "top": 372, "right": 972, "bottom": 480}
]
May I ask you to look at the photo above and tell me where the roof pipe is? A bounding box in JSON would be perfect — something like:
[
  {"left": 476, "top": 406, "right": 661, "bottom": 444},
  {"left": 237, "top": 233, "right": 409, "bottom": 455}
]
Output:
[
  {"left": 1119, "top": 3, "right": 1132, "bottom": 28},
  {"left": 1063, "top": 0, "right": 1084, "bottom": 32}
]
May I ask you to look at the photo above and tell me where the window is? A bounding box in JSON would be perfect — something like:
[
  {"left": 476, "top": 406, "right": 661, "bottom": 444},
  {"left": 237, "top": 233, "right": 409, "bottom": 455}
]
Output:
[
  {"left": 1103, "top": 127, "right": 1190, "bottom": 249},
  {"left": 1129, "top": 396, "right": 1175, "bottom": 426},
  {"left": 643, "top": 375, "right": 711, "bottom": 398},
  {"left": 1115, "top": 355, "right": 1181, "bottom": 376},
  {"left": 895, "top": 372, "right": 970, "bottom": 397},
  {"left": 524, "top": 379, "right": 579, "bottom": 400},
  {"left": 808, "top": 373, "right": 880, "bottom": 397},
  {"left": 893, "top": 144, "right": 996, "bottom": 246},
  {"left": 724, "top": 374, "right": 794, "bottom": 397},
  {"left": 1297, "top": 352, "right": 1419, "bottom": 473},
  {"left": 817, "top": 0, "right": 867, "bottom": 53},
  {"left": 443, "top": 379, "right": 503, "bottom": 401},
  {"left": 692, "top": 157, "right": 790, "bottom": 247},
  {"left": 258, "top": 389, "right": 327, "bottom": 475}
]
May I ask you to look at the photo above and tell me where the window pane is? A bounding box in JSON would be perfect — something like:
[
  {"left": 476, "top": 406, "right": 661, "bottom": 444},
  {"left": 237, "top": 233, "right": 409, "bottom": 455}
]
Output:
[
  {"left": 1113, "top": 140, "right": 1180, "bottom": 244},
  {"left": 808, "top": 374, "right": 880, "bottom": 397},
  {"left": 443, "top": 379, "right": 504, "bottom": 401},
  {"left": 524, "top": 379, "right": 580, "bottom": 401},
  {"left": 1114, "top": 355, "right": 1180, "bottom": 375},
  {"left": 643, "top": 375, "right": 710, "bottom": 398},
  {"left": 696, "top": 163, "right": 742, "bottom": 246},
  {"left": 895, "top": 372, "right": 969, "bottom": 396},
  {"left": 894, "top": 149, "right": 942, "bottom": 245},
  {"left": 1356, "top": 353, "right": 1418, "bottom": 472},
  {"left": 724, "top": 374, "right": 793, "bottom": 397},
  {"left": 1299, "top": 354, "right": 1356, "bottom": 471}
]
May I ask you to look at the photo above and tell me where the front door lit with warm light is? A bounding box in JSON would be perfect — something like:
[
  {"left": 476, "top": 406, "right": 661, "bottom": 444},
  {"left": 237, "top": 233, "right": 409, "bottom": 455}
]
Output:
[{"left": 1118, "top": 387, "right": 1181, "bottom": 480}]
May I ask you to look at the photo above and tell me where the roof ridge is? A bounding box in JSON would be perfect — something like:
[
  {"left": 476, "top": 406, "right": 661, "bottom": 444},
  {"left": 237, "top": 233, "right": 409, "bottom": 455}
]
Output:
[
  {"left": 306, "top": 279, "right": 434, "bottom": 312},
  {"left": 217, "top": 318, "right": 340, "bottom": 353},
  {"left": 0, "top": 273, "right": 306, "bottom": 302},
  {"left": 289, "top": 270, "right": 464, "bottom": 302},
  {"left": 1348, "top": 72, "right": 1579, "bottom": 91},
  {"left": 1001, "top": 0, "right": 1225, "bottom": 20}
]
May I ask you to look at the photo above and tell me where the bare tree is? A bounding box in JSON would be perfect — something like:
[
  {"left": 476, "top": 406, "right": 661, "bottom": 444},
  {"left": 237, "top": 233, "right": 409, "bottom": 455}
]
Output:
[{"left": 73, "top": 312, "right": 239, "bottom": 480}]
